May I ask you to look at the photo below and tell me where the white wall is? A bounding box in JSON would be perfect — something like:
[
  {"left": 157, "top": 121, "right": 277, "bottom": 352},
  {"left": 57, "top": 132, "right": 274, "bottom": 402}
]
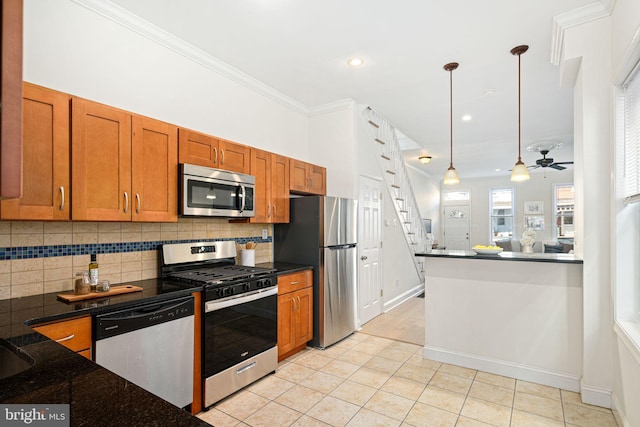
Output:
[
  {"left": 309, "top": 102, "right": 358, "bottom": 199},
  {"left": 23, "top": 0, "right": 309, "bottom": 160},
  {"left": 561, "top": 16, "right": 614, "bottom": 409},
  {"left": 407, "top": 167, "right": 440, "bottom": 239},
  {"left": 437, "top": 171, "right": 573, "bottom": 250}
]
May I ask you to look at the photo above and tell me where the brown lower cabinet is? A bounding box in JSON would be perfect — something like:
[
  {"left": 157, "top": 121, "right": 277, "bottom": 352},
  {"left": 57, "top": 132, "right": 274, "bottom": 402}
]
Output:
[
  {"left": 277, "top": 270, "right": 313, "bottom": 361},
  {"left": 32, "top": 316, "right": 92, "bottom": 360}
]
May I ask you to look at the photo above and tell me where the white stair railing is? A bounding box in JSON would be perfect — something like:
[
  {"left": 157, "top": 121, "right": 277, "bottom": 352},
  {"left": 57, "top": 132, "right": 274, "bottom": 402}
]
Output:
[{"left": 363, "top": 107, "right": 428, "bottom": 280}]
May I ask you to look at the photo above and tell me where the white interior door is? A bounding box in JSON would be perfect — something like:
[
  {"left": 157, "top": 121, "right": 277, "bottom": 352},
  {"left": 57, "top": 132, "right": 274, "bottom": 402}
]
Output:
[
  {"left": 358, "top": 176, "right": 382, "bottom": 326},
  {"left": 444, "top": 205, "right": 470, "bottom": 250}
]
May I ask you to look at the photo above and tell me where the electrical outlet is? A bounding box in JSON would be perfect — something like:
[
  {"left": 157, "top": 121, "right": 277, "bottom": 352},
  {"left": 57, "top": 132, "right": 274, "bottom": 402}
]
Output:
[{"left": 262, "top": 229, "right": 268, "bottom": 239}]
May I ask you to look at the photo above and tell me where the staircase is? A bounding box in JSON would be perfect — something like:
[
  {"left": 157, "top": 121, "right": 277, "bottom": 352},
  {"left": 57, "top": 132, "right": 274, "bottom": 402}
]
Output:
[{"left": 363, "top": 107, "right": 429, "bottom": 281}]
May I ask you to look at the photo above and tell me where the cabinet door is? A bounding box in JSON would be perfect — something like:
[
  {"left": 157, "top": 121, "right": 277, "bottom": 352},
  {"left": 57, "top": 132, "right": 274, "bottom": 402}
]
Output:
[
  {"left": 295, "top": 287, "right": 313, "bottom": 346},
  {"left": 271, "top": 154, "right": 290, "bottom": 223},
  {"left": 309, "top": 164, "right": 326, "bottom": 196},
  {"left": 33, "top": 316, "right": 92, "bottom": 355},
  {"left": 71, "top": 98, "right": 131, "bottom": 221},
  {"left": 178, "top": 128, "right": 218, "bottom": 168},
  {"left": 219, "top": 139, "right": 250, "bottom": 173},
  {"left": 250, "top": 148, "right": 271, "bottom": 223},
  {"left": 131, "top": 115, "right": 178, "bottom": 222},
  {"left": 289, "top": 159, "right": 309, "bottom": 193},
  {"left": 1, "top": 83, "right": 70, "bottom": 220},
  {"left": 0, "top": 0, "right": 23, "bottom": 199},
  {"left": 277, "top": 294, "right": 296, "bottom": 357}
]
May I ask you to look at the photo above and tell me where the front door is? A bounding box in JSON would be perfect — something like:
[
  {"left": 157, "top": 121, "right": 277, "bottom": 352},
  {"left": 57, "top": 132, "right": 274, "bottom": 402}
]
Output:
[
  {"left": 444, "top": 205, "right": 470, "bottom": 250},
  {"left": 358, "top": 176, "right": 382, "bottom": 326}
]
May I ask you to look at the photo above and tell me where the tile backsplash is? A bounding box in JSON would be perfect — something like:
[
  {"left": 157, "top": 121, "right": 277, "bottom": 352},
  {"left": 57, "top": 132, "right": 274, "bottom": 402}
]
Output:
[{"left": 0, "top": 219, "right": 273, "bottom": 300}]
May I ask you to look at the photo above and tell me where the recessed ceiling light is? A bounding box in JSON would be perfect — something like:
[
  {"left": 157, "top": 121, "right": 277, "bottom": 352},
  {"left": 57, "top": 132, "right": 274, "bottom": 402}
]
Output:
[
  {"left": 483, "top": 88, "right": 497, "bottom": 96},
  {"left": 347, "top": 57, "right": 364, "bottom": 67},
  {"left": 462, "top": 115, "right": 472, "bottom": 121},
  {"left": 495, "top": 168, "right": 501, "bottom": 172}
]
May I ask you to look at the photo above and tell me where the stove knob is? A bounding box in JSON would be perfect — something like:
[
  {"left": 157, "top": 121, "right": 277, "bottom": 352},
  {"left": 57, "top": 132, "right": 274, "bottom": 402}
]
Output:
[
  {"left": 225, "top": 287, "right": 234, "bottom": 296},
  {"left": 264, "top": 278, "right": 272, "bottom": 287},
  {"left": 216, "top": 288, "right": 224, "bottom": 298},
  {"left": 242, "top": 283, "right": 251, "bottom": 292}
]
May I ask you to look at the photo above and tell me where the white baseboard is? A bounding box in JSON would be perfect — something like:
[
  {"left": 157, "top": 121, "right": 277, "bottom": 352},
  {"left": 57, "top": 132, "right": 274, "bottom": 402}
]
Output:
[
  {"left": 383, "top": 283, "right": 423, "bottom": 312},
  {"left": 423, "top": 345, "right": 581, "bottom": 392},
  {"left": 611, "top": 392, "right": 631, "bottom": 427},
  {"left": 580, "top": 382, "right": 612, "bottom": 408}
]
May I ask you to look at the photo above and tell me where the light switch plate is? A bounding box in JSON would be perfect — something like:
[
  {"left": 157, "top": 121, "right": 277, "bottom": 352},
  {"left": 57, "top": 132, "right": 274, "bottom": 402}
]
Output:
[{"left": 262, "top": 229, "right": 268, "bottom": 239}]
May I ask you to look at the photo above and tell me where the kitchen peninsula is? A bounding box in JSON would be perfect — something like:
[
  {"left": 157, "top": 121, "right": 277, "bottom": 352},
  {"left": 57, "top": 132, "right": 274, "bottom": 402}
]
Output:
[{"left": 416, "top": 250, "right": 583, "bottom": 392}]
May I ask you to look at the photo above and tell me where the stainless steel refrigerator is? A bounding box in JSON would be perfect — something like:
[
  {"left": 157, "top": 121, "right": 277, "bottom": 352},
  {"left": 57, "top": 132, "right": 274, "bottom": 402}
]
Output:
[{"left": 274, "top": 196, "right": 358, "bottom": 348}]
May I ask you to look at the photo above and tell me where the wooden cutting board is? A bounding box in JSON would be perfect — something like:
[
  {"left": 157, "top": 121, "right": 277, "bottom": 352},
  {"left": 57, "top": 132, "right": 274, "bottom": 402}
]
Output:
[{"left": 57, "top": 285, "right": 143, "bottom": 302}]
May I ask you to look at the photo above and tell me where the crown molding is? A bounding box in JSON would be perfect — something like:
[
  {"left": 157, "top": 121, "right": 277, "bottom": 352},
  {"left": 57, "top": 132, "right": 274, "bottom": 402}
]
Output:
[
  {"left": 71, "top": 0, "right": 310, "bottom": 116},
  {"left": 308, "top": 99, "right": 355, "bottom": 117},
  {"left": 550, "top": 1, "right": 615, "bottom": 66}
]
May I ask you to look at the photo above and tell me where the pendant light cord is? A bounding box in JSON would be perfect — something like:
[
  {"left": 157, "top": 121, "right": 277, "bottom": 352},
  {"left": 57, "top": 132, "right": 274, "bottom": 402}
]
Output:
[
  {"left": 518, "top": 52, "right": 522, "bottom": 162},
  {"left": 449, "top": 68, "right": 454, "bottom": 168}
]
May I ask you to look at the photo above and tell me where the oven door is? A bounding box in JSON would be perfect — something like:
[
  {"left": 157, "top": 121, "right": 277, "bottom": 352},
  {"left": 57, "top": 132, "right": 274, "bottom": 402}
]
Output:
[{"left": 203, "top": 287, "right": 278, "bottom": 381}]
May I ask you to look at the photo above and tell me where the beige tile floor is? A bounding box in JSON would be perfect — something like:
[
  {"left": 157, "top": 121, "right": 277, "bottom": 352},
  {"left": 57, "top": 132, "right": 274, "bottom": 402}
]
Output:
[{"left": 196, "top": 332, "right": 618, "bottom": 427}]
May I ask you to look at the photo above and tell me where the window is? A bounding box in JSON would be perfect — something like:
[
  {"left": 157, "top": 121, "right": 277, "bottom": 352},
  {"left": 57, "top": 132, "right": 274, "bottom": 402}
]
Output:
[
  {"left": 624, "top": 67, "right": 640, "bottom": 203},
  {"left": 554, "top": 184, "right": 575, "bottom": 239},
  {"left": 443, "top": 190, "right": 470, "bottom": 202},
  {"left": 490, "top": 189, "right": 513, "bottom": 242},
  {"left": 615, "top": 58, "right": 640, "bottom": 330}
]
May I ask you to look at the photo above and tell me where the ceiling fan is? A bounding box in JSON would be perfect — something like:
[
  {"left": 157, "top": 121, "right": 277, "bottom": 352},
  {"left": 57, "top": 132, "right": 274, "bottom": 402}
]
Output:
[{"left": 529, "top": 149, "right": 573, "bottom": 170}]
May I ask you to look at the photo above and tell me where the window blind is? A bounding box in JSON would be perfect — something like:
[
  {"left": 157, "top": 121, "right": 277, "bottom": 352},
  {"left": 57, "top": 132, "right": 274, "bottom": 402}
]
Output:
[{"left": 624, "top": 66, "right": 640, "bottom": 203}]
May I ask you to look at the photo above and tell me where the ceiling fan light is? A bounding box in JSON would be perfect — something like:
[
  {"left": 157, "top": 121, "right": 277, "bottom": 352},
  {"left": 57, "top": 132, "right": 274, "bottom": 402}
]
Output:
[
  {"left": 510, "top": 160, "right": 530, "bottom": 182},
  {"left": 418, "top": 155, "right": 432, "bottom": 164},
  {"left": 443, "top": 166, "right": 460, "bottom": 185}
]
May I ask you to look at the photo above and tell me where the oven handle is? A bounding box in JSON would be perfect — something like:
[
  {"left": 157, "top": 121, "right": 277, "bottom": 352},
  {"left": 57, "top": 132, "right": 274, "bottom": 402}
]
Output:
[
  {"left": 205, "top": 287, "right": 277, "bottom": 312},
  {"left": 239, "top": 185, "right": 246, "bottom": 213}
]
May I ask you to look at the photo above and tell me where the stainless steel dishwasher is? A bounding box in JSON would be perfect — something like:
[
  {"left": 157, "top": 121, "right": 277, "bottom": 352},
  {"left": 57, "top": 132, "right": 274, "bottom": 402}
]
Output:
[{"left": 94, "top": 296, "right": 194, "bottom": 409}]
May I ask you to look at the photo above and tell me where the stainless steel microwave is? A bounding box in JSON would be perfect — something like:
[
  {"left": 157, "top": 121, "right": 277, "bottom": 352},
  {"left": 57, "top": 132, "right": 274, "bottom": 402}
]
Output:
[{"left": 179, "top": 164, "right": 255, "bottom": 217}]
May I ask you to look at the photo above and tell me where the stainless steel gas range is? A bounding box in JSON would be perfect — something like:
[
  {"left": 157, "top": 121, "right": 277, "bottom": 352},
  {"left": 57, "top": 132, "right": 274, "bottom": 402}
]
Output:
[{"left": 161, "top": 240, "right": 278, "bottom": 408}]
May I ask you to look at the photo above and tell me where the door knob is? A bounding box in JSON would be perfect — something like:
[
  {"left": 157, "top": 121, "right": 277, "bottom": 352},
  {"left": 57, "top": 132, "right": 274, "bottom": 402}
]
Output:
[{"left": 360, "top": 256, "right": 368, "bottom": 261}]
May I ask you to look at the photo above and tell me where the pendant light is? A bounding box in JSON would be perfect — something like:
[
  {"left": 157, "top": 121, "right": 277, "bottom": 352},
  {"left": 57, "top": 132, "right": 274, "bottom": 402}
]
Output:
[
  {"left": 443, "top": 62, "right": 460, "bottom": 185},
  {"left": 510, "top": 45, "right": 530, "bottom": 182}
]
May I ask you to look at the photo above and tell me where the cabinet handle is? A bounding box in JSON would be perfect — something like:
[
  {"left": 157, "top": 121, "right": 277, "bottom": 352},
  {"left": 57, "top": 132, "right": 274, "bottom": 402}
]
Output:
[
  {"left": 273, "top": 205, "right": 277, "bottom": 218},
  {"left": 221, "top": 149, "right": 225, "bottom": 165},
  {"left": 136, "top": 193, "right": 141, "bottom": 214},
  {"left": 59, "top": 186, "right": 65, "bottom": 211},
  {"left": 297, "top": 296, "right": 301, "bottom": 309},
  {"left": 213, "top": 147, "right": 218, "bottom": 164},
  {"left": 267, "top": 204, "right": 271, "bottom": 218},
  {"left": 55, "top": 334, "right": 75, "bottom": 343},
  {"left": 124, "top": 192, "right": 129, "bottom": 213},
  {"left": 292, "top": 297, "right": 296, "bottom": 311},
  {"left": 290, "top": 281, "right": 300, "bottom": 285}
]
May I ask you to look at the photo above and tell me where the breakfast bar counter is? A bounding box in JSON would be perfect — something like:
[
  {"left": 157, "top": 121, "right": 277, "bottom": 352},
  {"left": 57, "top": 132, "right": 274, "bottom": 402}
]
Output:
[{"left": 416, "top": 250, "right": 584, "bottom": 392}]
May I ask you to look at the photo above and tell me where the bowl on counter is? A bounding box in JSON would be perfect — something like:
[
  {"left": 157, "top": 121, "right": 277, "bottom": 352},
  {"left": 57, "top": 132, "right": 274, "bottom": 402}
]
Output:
[{"left": 472, "top": 246, "right": 503, "bottom": 255}]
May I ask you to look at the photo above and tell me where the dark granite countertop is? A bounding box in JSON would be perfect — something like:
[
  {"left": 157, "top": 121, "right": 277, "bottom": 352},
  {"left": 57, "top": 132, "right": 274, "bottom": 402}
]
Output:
[
  {"left": 257, "top": 262, "right": 314, "bottom": 275},
  {"left": 416, "top": 249, "right": 583, "bottom": 264},
  {"left": 0, "top": 278, "right": 207, "bottom": 426},
  {"left": 0, "top": 263, "right": 311, "bottom": 425}
]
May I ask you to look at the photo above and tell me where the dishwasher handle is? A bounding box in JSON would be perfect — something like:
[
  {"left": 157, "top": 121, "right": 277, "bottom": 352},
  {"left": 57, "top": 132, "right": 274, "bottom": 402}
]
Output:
[{"left": 95, "top": 296, "right": 194, "bottom": 340}]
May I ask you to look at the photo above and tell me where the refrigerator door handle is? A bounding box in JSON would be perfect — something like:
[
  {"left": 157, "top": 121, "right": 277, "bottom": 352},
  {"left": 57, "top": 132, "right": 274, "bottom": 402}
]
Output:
[{"left": 327, "top": 244, "right": 356, "bottom": 250}]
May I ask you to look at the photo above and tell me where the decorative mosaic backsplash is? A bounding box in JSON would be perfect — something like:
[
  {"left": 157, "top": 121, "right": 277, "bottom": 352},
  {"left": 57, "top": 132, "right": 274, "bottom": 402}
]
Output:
[{"left": 0, "top": 219, "right": 273, "bottom": 300}]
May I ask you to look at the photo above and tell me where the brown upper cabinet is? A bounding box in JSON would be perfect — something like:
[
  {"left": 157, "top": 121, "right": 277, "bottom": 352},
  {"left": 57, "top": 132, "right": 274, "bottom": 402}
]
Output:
[
  {"left": 250, "top": 149, "right": 290, "bottom": 223},
  {"left": 178, "top": 128, "right": 250, "bottom": 174},
  {"left": 1, "top": 83, "right": 70, "bottom": 220},
  {"left": 289, "top": 159, "right": 326, "bottom": 195},
  {"left": 0, "top": 0, "right": 23, "bottom": 199},
  {"left": 72, "top": 98, "right": 177, "bottom": 222}
]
